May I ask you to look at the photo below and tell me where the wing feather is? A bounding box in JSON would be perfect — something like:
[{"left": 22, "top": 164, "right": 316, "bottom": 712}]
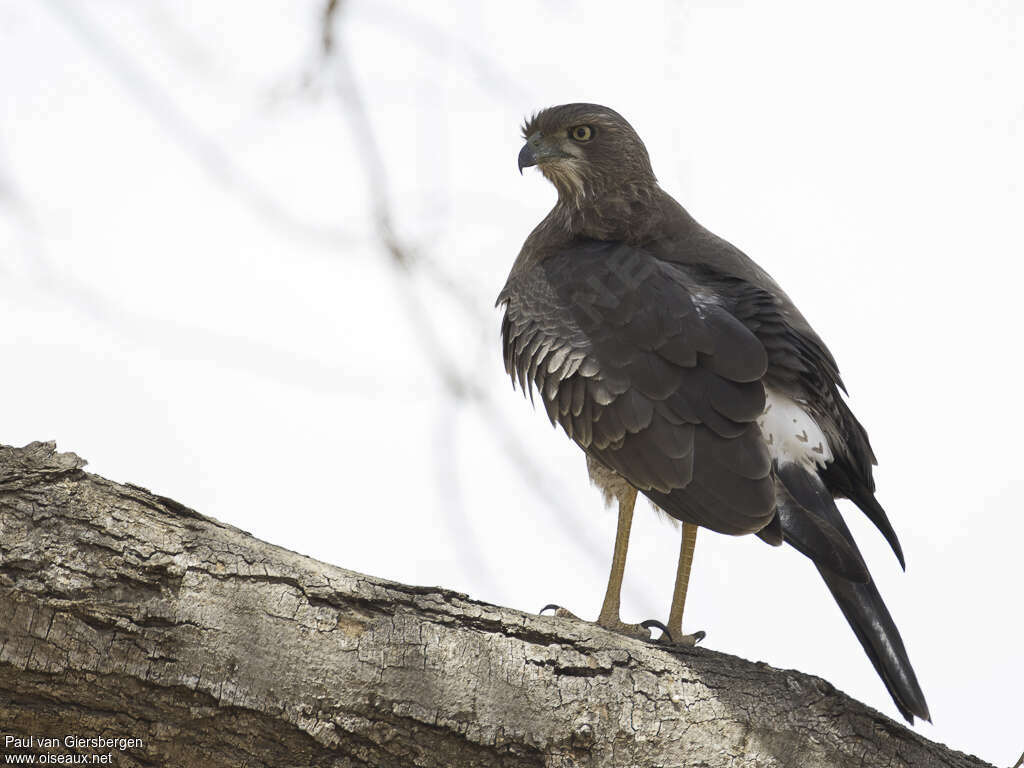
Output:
[
  {"left": 498, "top": 240, "right": 775, "bottom": 536},
  {"left": 684, "top": 263, "right": 905, "bottom": 566}
]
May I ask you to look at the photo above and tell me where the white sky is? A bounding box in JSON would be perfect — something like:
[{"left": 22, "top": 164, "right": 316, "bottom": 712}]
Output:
[{"left": 1, "top": 0, "right": 1021, "bottom": 763}]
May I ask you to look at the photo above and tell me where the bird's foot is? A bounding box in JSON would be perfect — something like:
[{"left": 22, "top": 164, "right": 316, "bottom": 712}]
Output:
[
  {"left": 659, "top": 630, "right": 706, "bottom": 648},
  {"left": 539, "top": 604, "right": 653, "bottom": 642},
  {"left": 645, "top": 618, "right": 706, "bottom": 648},
  {"left": 539, "top": 603, "right": 578, "bottom": 619},
  {"left": 597, "top": 616, "right": 654, "bottom": 642}
]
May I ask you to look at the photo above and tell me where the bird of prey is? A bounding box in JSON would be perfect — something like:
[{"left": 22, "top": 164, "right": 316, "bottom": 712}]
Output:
[{"left": 496, "top": 103, "right": 929, "bottom": 723}]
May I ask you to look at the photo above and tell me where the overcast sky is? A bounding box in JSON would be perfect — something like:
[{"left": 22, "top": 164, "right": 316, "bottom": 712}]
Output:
[{"left": 1, "top": 0, "right": 1021, "bottom": 764}]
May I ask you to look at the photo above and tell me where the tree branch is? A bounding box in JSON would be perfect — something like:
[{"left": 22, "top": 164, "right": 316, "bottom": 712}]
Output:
[{"left": 0, "top": 441, "right": 992, "bottom": 767}]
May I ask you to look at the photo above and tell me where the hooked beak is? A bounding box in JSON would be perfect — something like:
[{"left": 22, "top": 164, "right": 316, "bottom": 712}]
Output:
[
  {"left": 518, "top": 142, "right": 537, "bottom": 174},
  {"left": 518, "top": 132, "right": 567, "bottom": 174}
]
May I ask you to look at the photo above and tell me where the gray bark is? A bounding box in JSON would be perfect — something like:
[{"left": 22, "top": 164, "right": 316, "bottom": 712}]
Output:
[{"left": 0, "top": 441, "right": 992, "bottom": 767}]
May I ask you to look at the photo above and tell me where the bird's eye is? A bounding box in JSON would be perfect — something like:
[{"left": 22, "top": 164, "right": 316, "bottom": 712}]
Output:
[{"left": 570, "top": 125, "right": 593, "bottom": 142}]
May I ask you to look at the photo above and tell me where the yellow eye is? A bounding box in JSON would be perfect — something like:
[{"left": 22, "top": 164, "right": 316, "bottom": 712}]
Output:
[{"left": 570, "top": 125, "right": 593, "bottom": 142}]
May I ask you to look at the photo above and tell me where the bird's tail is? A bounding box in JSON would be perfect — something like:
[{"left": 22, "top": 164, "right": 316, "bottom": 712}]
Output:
[
  {"left": 815, "top": 563, "right": 931, "bottom": 723},
  {"left": 774, "top": 464, "right": 930, "bottom": 723}
]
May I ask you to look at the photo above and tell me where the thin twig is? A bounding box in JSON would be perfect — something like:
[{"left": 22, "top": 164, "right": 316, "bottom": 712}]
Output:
[
  {"left": 322, "top": 1, "right": 656, "bottom": 614},
  {"left": 0, "top": 155, "right": 387, "bottom": 398},
  {"left": 41, "top": 0, "right": 363, "bottom": 252},
  {"left": 355, "top": 0, "right": 529, "bottom": 101}
]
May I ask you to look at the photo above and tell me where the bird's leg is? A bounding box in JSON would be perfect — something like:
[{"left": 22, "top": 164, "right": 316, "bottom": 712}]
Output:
[
  {"left": 662, "top": 523, "right": 705, "bottom": 646},
  {"left": 593, "top": 487, "right": 651, "bottom": 640},
  {"left": 667, "top": 523, "right": 697, "bottom": 633}
]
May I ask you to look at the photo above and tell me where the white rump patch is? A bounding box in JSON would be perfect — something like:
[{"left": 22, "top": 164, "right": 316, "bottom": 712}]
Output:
[{"left": 758, "top": 387, "right": 833, "bottom": 469}]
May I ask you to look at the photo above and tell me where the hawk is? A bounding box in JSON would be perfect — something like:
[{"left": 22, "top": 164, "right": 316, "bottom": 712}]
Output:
[{"left": 497, "top": 103, "right": 929, "bottom": 723}]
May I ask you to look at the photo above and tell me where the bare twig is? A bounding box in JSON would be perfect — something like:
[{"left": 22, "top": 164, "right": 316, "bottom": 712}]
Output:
[
  {"left": 356, "top": 0, "right": 529, "bottom": 101},
  {"left": 41, "top": 0, "right": 364, "bottom": 252},
  {"left": 0, "top": 155, "right": 388, "bottom": 398},
  {"left": 322, "top": 0, "right": 343, "bottom": 55},
  {"left": 321, "top": 1, "right": 655, "bottom": 614}
]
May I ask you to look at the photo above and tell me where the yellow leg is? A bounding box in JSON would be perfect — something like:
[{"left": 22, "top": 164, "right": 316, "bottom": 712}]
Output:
[
  {"left": 665, "top": 523, "right": 702, "bottom": 644},
  {"left": 594, "top": 488, "right": 649, "bottom": 639}
]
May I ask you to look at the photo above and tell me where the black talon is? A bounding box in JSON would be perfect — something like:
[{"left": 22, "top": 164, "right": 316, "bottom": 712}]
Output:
[
  {"left": 692, "top": 630, "right": 707, "bottom": 644},
  {"left": 539, "top": 604, "right": 562, "bottom": 615},
  {"left": 639, "top": 619, "right": 673, "bottom": 643}
]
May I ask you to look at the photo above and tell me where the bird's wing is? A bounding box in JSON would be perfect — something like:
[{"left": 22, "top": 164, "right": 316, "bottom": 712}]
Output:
[
  {"left": 680, "top": 262, "right": 905, "bottom": 568},
  {"left": 498, "top": 240, "right": 776, "bottom": 536}
]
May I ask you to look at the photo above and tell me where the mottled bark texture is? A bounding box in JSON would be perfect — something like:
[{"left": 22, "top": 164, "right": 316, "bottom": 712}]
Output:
[{"left": 0, "top": 442, "right": 991, "bottom": 767}]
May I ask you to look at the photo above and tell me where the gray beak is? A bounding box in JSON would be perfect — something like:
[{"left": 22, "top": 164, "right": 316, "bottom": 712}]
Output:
[
  {"left": 518, "top": 131, "right": 566, "bottom": 174},
  {"left": 518, "top": 141, "right": 538, "bottom": 174}
]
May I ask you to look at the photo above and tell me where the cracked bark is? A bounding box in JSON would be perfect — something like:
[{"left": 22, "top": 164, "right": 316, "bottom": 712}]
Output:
[{"left": 0, "top": 441, "right": 992, "bottom": 768}]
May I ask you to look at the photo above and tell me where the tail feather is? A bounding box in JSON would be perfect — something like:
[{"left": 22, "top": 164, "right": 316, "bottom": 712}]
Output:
[
  {"left": 817, "top": 565, "right": 930, "bottom": 723},
  {"left": 822, "top": 461, "right": 906, "bottom": 570},
  {"left": 847, "top": 484, "right": 906, "bottom": 570},
  {"left": 774, "top": 462, "right": 929, "bottom": 723},
  {"left": 775, "top": 464, "right": 869, "bottom": 582}
]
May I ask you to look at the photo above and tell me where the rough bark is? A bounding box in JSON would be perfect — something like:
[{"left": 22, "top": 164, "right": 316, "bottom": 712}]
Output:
[{"left": 0, "top": 441, "right": 991, "bottom": 768}]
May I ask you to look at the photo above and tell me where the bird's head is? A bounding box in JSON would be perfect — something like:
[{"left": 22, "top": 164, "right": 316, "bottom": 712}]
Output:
[{"left": 518, "top": 103, "right": 656, "bottom": 204}]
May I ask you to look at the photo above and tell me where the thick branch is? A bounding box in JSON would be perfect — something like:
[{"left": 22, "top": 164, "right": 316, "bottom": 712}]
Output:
[{"left": 0, "top": 442, "right": 991, "bottom": 767}]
